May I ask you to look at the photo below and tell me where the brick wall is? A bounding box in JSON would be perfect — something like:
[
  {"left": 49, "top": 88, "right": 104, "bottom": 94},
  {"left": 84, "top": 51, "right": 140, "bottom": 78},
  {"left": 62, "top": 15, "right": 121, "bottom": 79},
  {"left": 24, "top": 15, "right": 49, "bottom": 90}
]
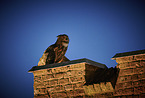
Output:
[
  {"left": 29, "top": 50, "right": 145, "bottom": 98},
  {"left": 114, "top": 55, "right": 145, "bottom": 97},
  {"left": 31, "top": 62, "right": 101, "bottom": 98}
]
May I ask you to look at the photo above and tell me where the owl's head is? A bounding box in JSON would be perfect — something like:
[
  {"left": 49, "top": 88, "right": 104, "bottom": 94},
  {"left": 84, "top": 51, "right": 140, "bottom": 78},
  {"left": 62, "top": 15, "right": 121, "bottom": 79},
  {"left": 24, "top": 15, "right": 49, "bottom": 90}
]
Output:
[{"left": 56, "top": 34, "right": 69, "bottom": 47}]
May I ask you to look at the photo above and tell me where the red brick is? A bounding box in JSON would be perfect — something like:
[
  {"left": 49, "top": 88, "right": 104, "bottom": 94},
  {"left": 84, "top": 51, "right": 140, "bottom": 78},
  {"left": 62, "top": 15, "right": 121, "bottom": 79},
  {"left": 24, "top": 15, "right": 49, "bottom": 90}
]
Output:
[
  {"left": 46, "top": 74, "right": 53, "bottom": 79},
  {"left": 49, "top": 80, "right": 58, "bottom": 86},
  {"left": 34, "top": 94, "right": 49, "bottom": 98},
  {"left": 75, "top": 82, "right": 85, "bottom": 89},
  {"left": 134, "top": 86, "right": 143, "bottom": 95},
  {"left": 50, "top": 92, "right": 57, "bottom": 98},
  {"left": 115, "top": 83, "right": 123, "bottom": 90},
  {"left": 134, "top": 67, "right": 144, "bottom": 74},
  {"left": 57, "top": 92, "right": 67, "bottom": 98},
  {"left": 131, "top": 74, "right": 138, "bottom": 80},
  {"left": 58, "top": 78, "right": 69, "bottom": 85},
  {"left": 116, "top": 56, "right": 135, "bottom": 63},
  {"left": 74, "top": 89, "right": 85, "bottom": 96},
  {"left": 54, "top": 73, "right": 64, "bottom": 79},
  {"left": 123, "top": 88, "right": 134, "bottom": 95},
  {"left": 55, "top": 85, "right": 64, "bottom": 91},
  {"left": 39, "top": 88, "right": 46, "bottom": 94},
  {"left": 64, "top": 84, "right": 73, "bottom": 90},
  {"left": 47, "top": 69, "right": 52, "bottom": 74},
  {"left": 66, "top": 90, "right": 74, "bottom": 97},
  {"left": 117, "top": 75, "right": 132, "bottom": 83},
  {"left": 133, "top": 81, "right": 140, "bottom": 87},
  {"left": 138, "top": 73, "right": 145, "bottom": 79},
  {"left": 47, "top": 87, "right": 55, "bottom": 93},
  {"left": 70, "top": 76, "right": 85, "bottom": 83},
  {"left": 134, "top": 55, "right": 145, "bottom": 60},
  {"left": 119, "top": 68, "right": 133, "bottom": 75}
]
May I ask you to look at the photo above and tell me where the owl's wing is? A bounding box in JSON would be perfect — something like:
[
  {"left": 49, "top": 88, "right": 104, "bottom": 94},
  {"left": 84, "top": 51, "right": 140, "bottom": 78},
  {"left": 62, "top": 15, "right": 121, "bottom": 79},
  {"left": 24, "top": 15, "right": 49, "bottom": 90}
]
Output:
[
  {"left": 45, "top": 45, "right": 55, "bottom": 64},
  {"left": 38, "top": 45, "right": 56, "bottom": 66}
]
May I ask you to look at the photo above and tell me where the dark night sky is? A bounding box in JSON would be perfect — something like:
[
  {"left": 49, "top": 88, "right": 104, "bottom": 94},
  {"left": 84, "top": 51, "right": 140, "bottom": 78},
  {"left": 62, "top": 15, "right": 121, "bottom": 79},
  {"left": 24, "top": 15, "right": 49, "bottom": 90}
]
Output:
[{"left": 0, "top": 0, "right": 145, "bottom": 98}]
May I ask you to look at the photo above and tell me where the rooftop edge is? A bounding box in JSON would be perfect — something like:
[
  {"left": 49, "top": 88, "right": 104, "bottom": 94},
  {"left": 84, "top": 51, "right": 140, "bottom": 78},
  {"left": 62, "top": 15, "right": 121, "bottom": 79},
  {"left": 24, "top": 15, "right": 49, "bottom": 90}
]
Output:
[
  {"left": 112, "top": 49, "right": 145, "bottom": 59},
  {"left": 28, "top": 58, "right": 107, "bottom": 72}
]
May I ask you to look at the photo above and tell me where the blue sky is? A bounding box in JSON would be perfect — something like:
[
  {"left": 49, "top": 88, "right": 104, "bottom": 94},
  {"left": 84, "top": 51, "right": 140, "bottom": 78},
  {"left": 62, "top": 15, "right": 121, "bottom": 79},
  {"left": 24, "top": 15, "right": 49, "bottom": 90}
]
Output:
[{"left": 0, "top": 0, "right": 145, "bottom": 97}]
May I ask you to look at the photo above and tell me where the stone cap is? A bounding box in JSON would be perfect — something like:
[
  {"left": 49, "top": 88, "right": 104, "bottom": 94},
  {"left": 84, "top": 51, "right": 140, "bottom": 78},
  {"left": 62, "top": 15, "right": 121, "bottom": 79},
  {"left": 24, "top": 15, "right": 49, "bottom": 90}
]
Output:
[
  {"left": 28, "top": 58, "right": 107, "bottom": 72},
  {"left": 112, "top": 49, "right": 145, "bottom": 59}
]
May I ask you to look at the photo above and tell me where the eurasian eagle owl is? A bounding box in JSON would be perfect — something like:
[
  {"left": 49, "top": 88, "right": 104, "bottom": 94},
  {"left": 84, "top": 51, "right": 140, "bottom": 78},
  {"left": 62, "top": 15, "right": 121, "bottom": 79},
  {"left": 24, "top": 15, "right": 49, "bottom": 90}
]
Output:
[{"left": 38, "top": 34, "right": 70, "bottom": 66}]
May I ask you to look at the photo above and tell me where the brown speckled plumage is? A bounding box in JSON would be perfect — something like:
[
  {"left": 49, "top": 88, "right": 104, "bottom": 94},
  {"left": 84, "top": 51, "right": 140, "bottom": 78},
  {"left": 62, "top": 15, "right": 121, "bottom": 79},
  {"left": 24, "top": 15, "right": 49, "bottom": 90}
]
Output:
[{"left": 38, "top": 34, "right": 70, "bottom": 66}]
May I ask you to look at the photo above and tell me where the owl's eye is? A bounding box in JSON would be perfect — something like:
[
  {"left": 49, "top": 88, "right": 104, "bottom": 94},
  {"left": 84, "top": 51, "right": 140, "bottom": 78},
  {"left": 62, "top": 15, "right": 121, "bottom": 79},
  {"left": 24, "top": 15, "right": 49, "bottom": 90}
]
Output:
[{"left": 66, "top": 37, "right": 68, "bottom": 40}]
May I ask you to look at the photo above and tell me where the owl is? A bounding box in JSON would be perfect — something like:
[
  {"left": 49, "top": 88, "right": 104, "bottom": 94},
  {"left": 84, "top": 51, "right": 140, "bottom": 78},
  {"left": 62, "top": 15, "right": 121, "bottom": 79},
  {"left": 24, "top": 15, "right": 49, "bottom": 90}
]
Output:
[{"left": 38, "top": 34, "right": 70, "bottom": 66}]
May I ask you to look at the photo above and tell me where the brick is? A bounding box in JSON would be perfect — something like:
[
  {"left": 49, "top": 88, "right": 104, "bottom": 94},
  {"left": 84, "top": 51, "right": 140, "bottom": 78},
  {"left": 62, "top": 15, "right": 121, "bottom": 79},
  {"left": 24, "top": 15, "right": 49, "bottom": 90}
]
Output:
[
  {"left": 49, "top": 80, "right": 58, "bottom": 86},
  {"left": 116, "top": 56, "right": 134, "bottom": 64},
  {"left": 75, "top": 82, "right": 85, "bottom": 89},
  {"left": 34, "top": 75, "right": 41, "bottom": 81},
  {"left": 118, "top": 62, "right": 140, "bottom": 69},
  {"left": 64, "top": 70, "right": 85, "bottom": 78},
  {"left": 134, "top": 86, "right": 143, "bottom": 95},
  {"left": 105, "top": 92, "right": 113, "bottom": 97},
  {"left": 55, "top": 85, "right": 64, "bottom": 92},
  {"left": 47, "top": 69, "right": 52, "bottom": 74},
  {"left": 117, "top": 75, "right": 132, "bottom": 83},
  {"left": 106, "top": 82, "right": 114, "bottom": 92},
  {"left": 131, "top": 74, "right": 138, "bottom": 80},
  {"left": 115, "top": 83, "right": 123, "bottom": 90},
  {"left": 118, "top": 63, "right": 129, "bottom": 69},
  {"left": 39, "top": 88, "right": 46, "bottom": 94},
  {"left": 115, "top": 88, "right": 134, "bottom": 96},
  {"left": 64, "top": 84, "right": 73, "bottom": 91},
  {"left": 54, "top": 72, "right": 64, "bottom": 79},
  {"left": 34, "top": 88, "right": 40, "bottom": 95},
  {"left": 69, "top": 63, "right": 85, "bottom": 70},
  {"left": 84, "top": 85, "right": 96, "bottom": 95},
  {"left": 47, "top": 87, "right": 56, "bottom": 93},
  {"left": 58, "top": 78, "right": 69, "bottom": 85},
  {"left": 133, "top": 79, "right": 145, "bottom": 87},
  {"left": 94, "top": 84, "right": 102, "bottom": 93},
  {"left": 134, "top": 55, "right": 145, "bottom": 60},
  {"left": 114, "top": 89, "right": 122, "bottom": 96},
  {"left": 138, "top": 73, "right": 145, "bottom": 79},
  {"left": 66, "top": 90, "right": 74, "bottom": 97},
  {"left": 100, "top": 82, "right": 108, "bottom": 92},
  {"left": 51, "top": 66, "right": 69, "bottom": 73},
  {"left": 122, "top": 82, "right": 132, "bottom": 88},
  {"left": 42, "top": 75, "right": 46, "bottom": 80},
  {"left": 34, "top": 82, "right": 45, "bottom": 89},
  {"left": 57, "top": 92, "right": 67, "bottom": 98},
  {"left": 33, "top": 70, "right": 47, "bottom": 76},
  {"left": 70, "top": 76, "right": 85, "bottom": 83},
  {"left": 46, "top": 74, "right": 53, "bottom": 79},
  {"left": 74, "top": 89, "right": 85, "bottom": 96},
  {"left": 50, "top": 92, "right": 57, "bottom": 98},
  {"left": 119, "top": 68, "right": 133, "bottom": 76},
  {"left": 134, "top": 67, "right": 144, "bottom": 74},
  {"left": 123, "top": 88, "right": 134, "bottom": 95},
  {"left": 34, "top": 94, "right": 49, "bottom": 98},
  {"left": 140, "top": 79, "right": 145, "bottom": 86},
  {"left": 133, "top": 80, "right": 140, "bottom": 87},
  {"left": 140, "top": 61, "right": 145, "bottom": 67},
  {"left": 143, "top": 86, "right": 145, "bottom": 93}
]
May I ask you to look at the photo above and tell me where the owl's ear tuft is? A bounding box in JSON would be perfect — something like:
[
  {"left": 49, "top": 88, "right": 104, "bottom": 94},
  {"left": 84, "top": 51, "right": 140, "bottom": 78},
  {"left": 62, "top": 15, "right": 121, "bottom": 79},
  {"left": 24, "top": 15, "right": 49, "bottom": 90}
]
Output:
[{"left": 57, "top": 34, "right": 68, "bottom": 37}]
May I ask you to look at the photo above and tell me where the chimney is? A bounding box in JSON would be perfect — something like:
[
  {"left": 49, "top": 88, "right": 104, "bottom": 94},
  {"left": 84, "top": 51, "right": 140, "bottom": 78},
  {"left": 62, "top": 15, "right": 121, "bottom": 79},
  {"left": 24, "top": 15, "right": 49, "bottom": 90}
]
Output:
[
  {"left": 112, "top": 49, "right": 145, "bottom": 97},
  {"left": 28, "top": 58, "right": 107, "bottom": 98}
]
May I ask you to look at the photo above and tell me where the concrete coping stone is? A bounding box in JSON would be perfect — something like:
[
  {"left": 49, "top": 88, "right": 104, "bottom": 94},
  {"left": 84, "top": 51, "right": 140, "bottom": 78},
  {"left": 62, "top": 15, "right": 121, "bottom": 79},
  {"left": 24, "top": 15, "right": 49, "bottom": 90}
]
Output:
[
  {"left": 112, "top": 49, "right": 145, "bottom": 59},
  {"left": 28, "top": 58, "right": 107, "bottom": 72}
]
